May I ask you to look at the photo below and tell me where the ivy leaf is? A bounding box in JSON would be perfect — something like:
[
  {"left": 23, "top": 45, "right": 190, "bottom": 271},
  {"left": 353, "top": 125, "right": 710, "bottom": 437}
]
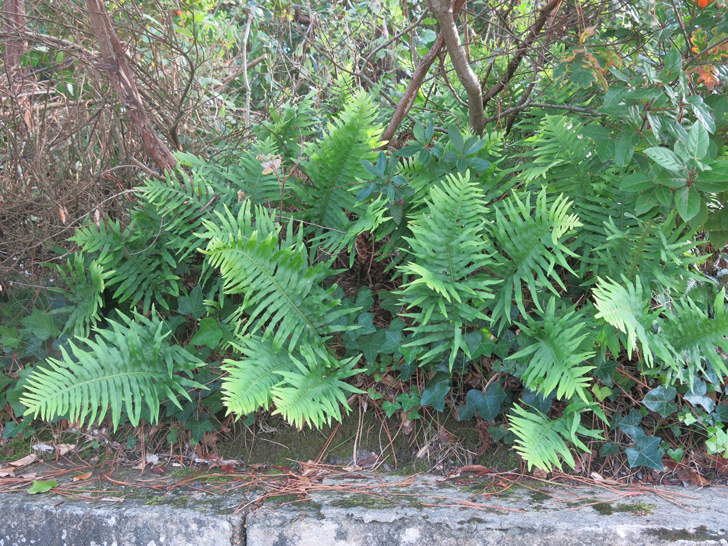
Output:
[
  {"left": 644, "top": 147, "right": 684, "bottom": 173},
  {"left": 465, "top": 383, "right": 506, "bottom": 421},
  {"left": 186, "top": 418, "right": 215, "bottom": 445},
  {"left": 28, "top": 479, "right": 58, "bottom": 494},
  {"left": 685, "top": 381, "right": 715, "bottom": 413},
  {"left": 420, "top": 372, "right": 452, "bottom": 412},
  {"left": 520, "top": 388, "right": 554, "bottom": 414},
  {"left": 190, "top": 318, "right": 223, "bottom": 348},
  {"left": 356, "top": 287, "right": 374, "bottom": 312},
  {"left": 177, "top": 285, "right": 206, "bottom": 320},
  {"left": 618, "top": 409, "right": 645, "bottom": 441},
  {"left": 675, "top": 186, "right": 701, "bottom": 221},
  {"left": 381, "top": 400, "right": 401, "bottom": 417},
  {"left": 625, "top": 435, "right": 664, "bottom": 470},
  {"left": 643, "top": 385, "right": 678, "bottom": 417},
  {"left": 0, "top": 326, "right": 24, "bottom": 349},
  {"left": 20, "top": 310, "right": 60, "bottom": 342},
  {"left": 714, "top": 405, "right": 728, "bottom": 423}
]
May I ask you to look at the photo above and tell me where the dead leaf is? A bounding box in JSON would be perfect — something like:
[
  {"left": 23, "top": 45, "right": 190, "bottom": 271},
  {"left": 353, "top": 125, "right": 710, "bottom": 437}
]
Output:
[
  {"left": 590, "top": 472, "right": 621, "bottom": 485},
  {"left": 55, "top": 444, "right": 75, "bottom": 457},
  {"left": 460, "top": 465, "right": 491, "bottom": 474},
  {"left": 3, "top": 448, "right": 14, "bottom": 458},
  {"left": 19, "top": 473, "right": 36, "bottom": 480},
  {"left": 220, "top": 465, "right": 236, "bottom": 473},
  {"left": 532, "top": 468, "right": 548, "bottom": 479},
  {"left": 10, "top": 454, "right": 37, "bottom": 467},
  {"left": 150, "top": 466, "right": 167, "bottom": 475},
  {"left": 677, "top": 467, "right": 710, "bottom": 487},
  {"left": 0, "top": 468, "right": 15, "bottom": 478},
  {"left": 400, "top": 411, "right": 414, "bottom": 435},
  {"left": 73, "top": 471, "right": 93, "bottom": 481},
  {"left": 32, "top": 444, "right": 54, "bottom": 453}
]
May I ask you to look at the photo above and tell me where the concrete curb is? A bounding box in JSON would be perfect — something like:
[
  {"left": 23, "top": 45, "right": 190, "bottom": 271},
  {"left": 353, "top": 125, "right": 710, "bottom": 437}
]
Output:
[{"left": 1, "top": 475, "right": 727, "bottom": 545}]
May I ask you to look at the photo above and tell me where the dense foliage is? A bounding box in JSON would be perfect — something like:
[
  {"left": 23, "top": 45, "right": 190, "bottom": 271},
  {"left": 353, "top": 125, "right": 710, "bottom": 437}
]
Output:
[{"left": 2, "top": 0, "right": 728, "bottom": 473}]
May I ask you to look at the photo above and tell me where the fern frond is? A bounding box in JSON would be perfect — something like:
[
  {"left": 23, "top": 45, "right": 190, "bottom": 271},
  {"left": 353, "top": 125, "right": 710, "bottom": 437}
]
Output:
[
  {"left": 71, "top": 216, "right": 182, "bottom": 314},
  {"left": 661, "top": 289, "right": 728, "bottom": 383},
  {"left": 513, "top": 298, "right": 595, "bottom": 401},
  {"left": 295, "top": 91, "right": 381, "bottom": 252},
  {"left": 489, "top": 188, "right": 581, "bottom": 329},
  {"left": 509, "top": 403, "right": 601, "bottom": 471},
  {"left": 221, "top": 335, "right": 297, "bottom": 417},
  {"left": 593, "top": 276, "right": 672, "bottom": 367},
  {"left": 49, "top": 254, "right": 110, "bottom": 337},
  {"left": 398, "top": 172, "right": 499, "bottom": 367},
  {"left": 271, "top": 341, "right": 362, "bottom": 429},
  {"left": 21, "top": 311, "right": 204, "bottom": 430},
  {"left": 202, "top": 203, "right": 356, "bottom": 351},
  {"left": 222, "top": 138, "right": 283, "bottom": 206}
]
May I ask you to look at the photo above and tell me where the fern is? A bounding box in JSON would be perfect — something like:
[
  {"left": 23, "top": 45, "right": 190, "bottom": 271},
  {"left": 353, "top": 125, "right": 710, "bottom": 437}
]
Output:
[
  {"left": 270, "top": 341, "right": 362, "bottom": 428},
  {"left": 222, "top": 138, "right": 283, "bottom": 206},
  {"left": 592, "top": 276, "right": 673, "bottom": 367},
  {"left": 221, "top": 335, "right": 297, "bottom": 417},
  {"left": 489, "top": 188, "right": 581, "bottom": 329},
  {"left": 661, "top": 290, "right": 728, "bottom": 384},
  {"left": 294, "top": 91, "right": 381, "bottom": 253},
  {"left": 71, "top": 215, "right": 182, "bottom": 313},
  {"left": 513, "top": 298, "right": 595, "bottom": 401},
  {"left": 21, "top": 311, "right": 204, "bottom": 430},
  {"left": 509, "top": 403, "right": 602, "bottom": 471},
  {"left": 49, "top": 254, "right": 110, "bottom": 337},
  {"left": 202, "top": 202, "right": 357, "bottom": 351},
  {"left": 398, "top": 172, "right": 499, "bottom": 367}
]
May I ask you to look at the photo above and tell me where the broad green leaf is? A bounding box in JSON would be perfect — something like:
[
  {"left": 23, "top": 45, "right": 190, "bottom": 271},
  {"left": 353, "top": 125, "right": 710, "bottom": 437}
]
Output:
[
  {"left": 619, "top": 173, "right": 651, "bottom": 192},
  {"left": 28, "top": 480, "right": 58, "bottom": 494},
  {"left": 420, "top": 372, "right": 452, "bottom": 412},
  {"left": 625, "top": 435, "right": 664, "bottom": 470},
  {"left": 643, "top": 386, "right": 678, "bottom": 417},
  {"left": 0, "top": 326, "right": 24, "bottom": 349},
  {"left": 466, "top": 383, "right": 506, "bottom": 421},
  {"left": 177, "top": 285, "right": 206, "bottom": 320},
  {"left": 675, "top": 186, "right": 701, "bottom": 221},
  {"left": 644, "top": 147, "right": 684, "bottom": 173},
  {"left": 686, "top": 122, "right": 709, "bottom": 159},
  {"left": 190, "top": 318, "right": 223, "bottom": 348},
  {"left": 20, "top": 310, "right": 60, "bottom": 342}
]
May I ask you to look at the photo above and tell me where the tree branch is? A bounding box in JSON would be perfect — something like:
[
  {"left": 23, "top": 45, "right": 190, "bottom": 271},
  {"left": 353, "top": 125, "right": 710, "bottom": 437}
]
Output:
[{"left": 482, "top": 0, "right": 562, "bottom": 108}]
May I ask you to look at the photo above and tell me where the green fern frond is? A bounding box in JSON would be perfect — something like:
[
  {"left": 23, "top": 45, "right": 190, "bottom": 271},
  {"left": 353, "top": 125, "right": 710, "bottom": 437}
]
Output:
[
  {"left": 398, "top": 172, "right": 499, "bottom": 367},
  {"left": 509, "top": 403, "right": 601, "bottom": 471},
  {"left": 593, "top": 276, "right": 672, "bottom": 367},
  {"left": 489, "top": 188, "right": 581, "bottom": 329},
  {"left": 661, "top": 289, "right": 728, "bottom": 383},
  {"left": 515, "top": 115, "right": 597, "bottom": 195},
  {"left": 70, "top": 216, "right": 182, "bottom": 314},
  {"left": 21, "top": 311, "right": 204, "bottom": 430},
  {"left": 221, "top": 335, "right": 297, "bottom": 417},
  {"left": 49, "top": 254, "right": 110, "bottom": 337},
  {"left": 295, "top": 91, "right": 381, "bottom": 252},
  {"left": 271, "top": 342, "right": 362, "bottom": 429},
  {"left": 222, "top": 138, "right": 283, "bottom": 206},
  {"left": 513, "top": 298, "right": 595, "bottom": 401},
  {"left": 202, "top": 203, "right": 356, "bottom": 351}
]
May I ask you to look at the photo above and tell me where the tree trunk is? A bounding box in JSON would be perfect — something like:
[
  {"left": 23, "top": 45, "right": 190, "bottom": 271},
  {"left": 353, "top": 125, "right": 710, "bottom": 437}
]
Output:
[
  {"left": 3, "top": 0, "right": 27, "bottom": 76},
  {"left": 84, "top": 0, "right": 176, "bottom": 172},
  {"left": 381, "top": 0, "right": 465, "bottom": 144},
  {"left": 428, "top": 0, "right": 485, "bottom": 135}
]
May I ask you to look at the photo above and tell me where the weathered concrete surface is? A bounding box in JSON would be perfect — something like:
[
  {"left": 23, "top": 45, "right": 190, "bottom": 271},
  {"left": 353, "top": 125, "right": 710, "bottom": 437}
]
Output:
[
  {"left": 0, "top": 491, "right": 244, "bottom": 546},
  {"left": 246, "top": 475, "right": 728, "bottom": 546},
  {"left": 1, "top": 474, "right": 728, "bottom": 545}
]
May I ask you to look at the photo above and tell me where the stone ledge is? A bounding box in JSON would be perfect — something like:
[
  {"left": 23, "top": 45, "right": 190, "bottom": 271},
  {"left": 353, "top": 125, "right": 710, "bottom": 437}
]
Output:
[{"left": 1, "top": 475, "right": 727, "bottom": 546}]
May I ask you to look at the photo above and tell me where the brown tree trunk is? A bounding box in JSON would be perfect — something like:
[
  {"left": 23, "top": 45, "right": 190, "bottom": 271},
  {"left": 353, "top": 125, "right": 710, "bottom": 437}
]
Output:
[
  {"left": 3, "top": 0, "right": 27, "bottom": 75},
  {"left": 381, "top": 0, "right": 466, "bottom": 144},
  {"left": 428, "top": 0, "right": 485, "bottom": 135},
  {"left": 85, "top": 0, "right": 176, "bottom": 172}
]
